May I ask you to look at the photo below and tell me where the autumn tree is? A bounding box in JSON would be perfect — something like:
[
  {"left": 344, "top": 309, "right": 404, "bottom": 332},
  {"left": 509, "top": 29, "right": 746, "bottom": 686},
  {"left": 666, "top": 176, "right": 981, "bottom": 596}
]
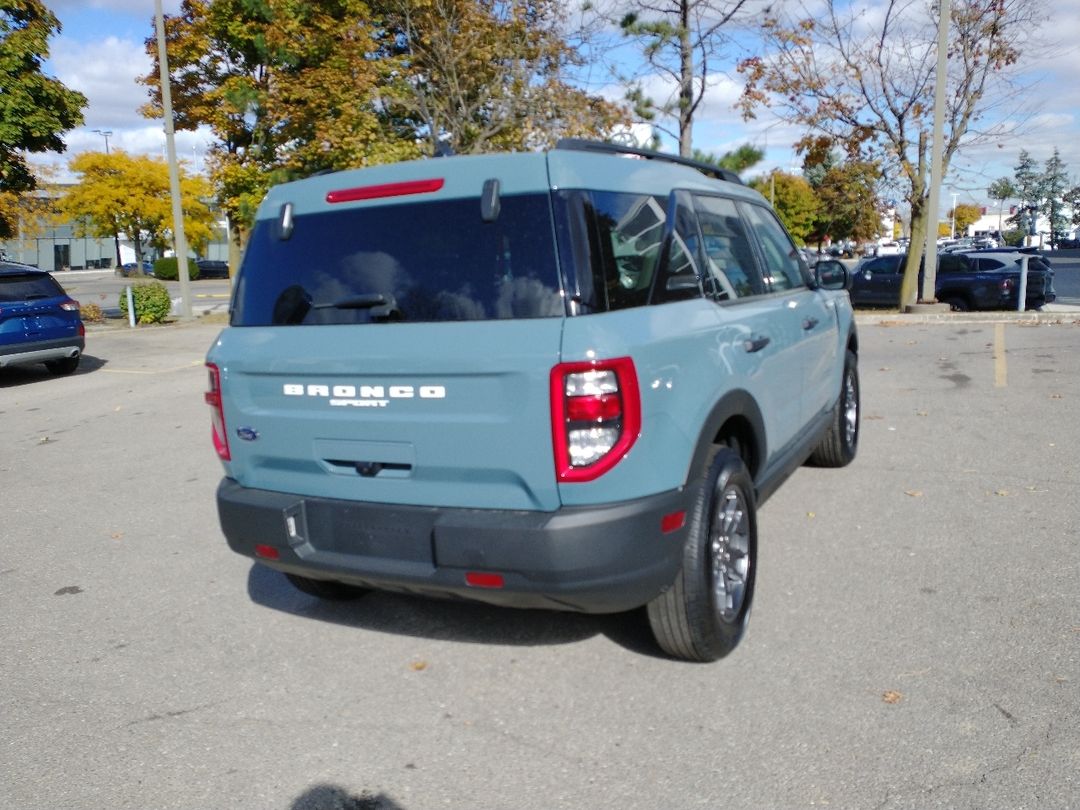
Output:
[
  {"left": 949, "top": 202, "right": 982, "bottom": 236},
  {"left": 616, "top": 0, "right": 757, "bottom": 157},
  {"left": 0, "top": 0, "right": 86, "bottom": 237},
  {"left": 749, "top": 171, "right": 818, "bottom": 244},
  {"left": 58, "top": 151, "right": 216, "bottom": 268},
  {"left": 803, "top": 150, "right": 883, "bottom": 250},
  {"left": 141, "top": 0, "right": 412, "bottom": 266},
  {"left": 739, "top": 0, "right": 1046, "bottom": 307},
  {"left": 381, "top": 0, "right": 626, "bottom": 155}
]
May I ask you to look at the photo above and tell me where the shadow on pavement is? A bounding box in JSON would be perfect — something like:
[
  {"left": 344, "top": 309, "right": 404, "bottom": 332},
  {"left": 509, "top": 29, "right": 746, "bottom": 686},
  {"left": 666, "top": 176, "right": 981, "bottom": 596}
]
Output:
[{"left": 246, "top": 563, "right": 662, "bottom": 659}]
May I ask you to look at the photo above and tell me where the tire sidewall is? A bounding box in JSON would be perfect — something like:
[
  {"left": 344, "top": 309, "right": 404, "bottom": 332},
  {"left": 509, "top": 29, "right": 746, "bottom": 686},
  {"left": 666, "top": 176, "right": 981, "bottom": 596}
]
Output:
[{"left": 684, "top": 447, "right": 758, "bottom": 660}]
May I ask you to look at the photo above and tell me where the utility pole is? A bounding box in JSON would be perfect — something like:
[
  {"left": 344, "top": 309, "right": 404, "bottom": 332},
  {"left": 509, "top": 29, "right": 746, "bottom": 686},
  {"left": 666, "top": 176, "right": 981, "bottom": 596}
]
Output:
[
  {"left": 920, "top": 0, "right": 950, "bottom": 306},
  {"left": 93, "top": 129, "right": 122, "bottom": 269},
  {"left": 950, "top": 192, "right": 958, "bottom": 238},
  {"left": 154, "top": 0, "right": 192, "bottom": 319}
]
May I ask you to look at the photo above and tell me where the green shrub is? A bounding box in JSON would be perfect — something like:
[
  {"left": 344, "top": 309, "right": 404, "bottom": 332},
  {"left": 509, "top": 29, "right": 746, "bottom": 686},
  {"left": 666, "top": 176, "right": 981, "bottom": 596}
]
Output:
[
  {"left": 152, "top": 256, "right": 198, "bottom": 281},
  {"left": 1002, "top": 229, "right": 1026, "bottom": 247},
  {"left": 119, "top": 281, "right": 173, "bottom": 324},
  {"left": 79, "top": 302, "right": 104, "bottom": 323}
]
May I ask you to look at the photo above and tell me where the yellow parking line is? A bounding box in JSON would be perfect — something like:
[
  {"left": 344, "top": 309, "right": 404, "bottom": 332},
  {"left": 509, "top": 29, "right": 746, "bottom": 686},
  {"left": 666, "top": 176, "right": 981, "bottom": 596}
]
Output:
[{"left": 994, "top": 322, "right": 1007, "bottom": 388}]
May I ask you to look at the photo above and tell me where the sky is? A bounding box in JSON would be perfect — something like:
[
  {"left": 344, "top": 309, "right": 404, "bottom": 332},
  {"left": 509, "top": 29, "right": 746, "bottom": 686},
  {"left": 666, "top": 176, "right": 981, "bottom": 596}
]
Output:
[{"left": 35, "top": 0, "right": 1080, "bottom": 212}]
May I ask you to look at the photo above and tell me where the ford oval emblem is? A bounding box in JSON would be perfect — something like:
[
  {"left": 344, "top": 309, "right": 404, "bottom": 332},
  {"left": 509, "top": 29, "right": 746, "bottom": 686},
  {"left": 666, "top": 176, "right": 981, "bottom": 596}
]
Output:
[{"left": 236, "top": 426, "right": 259, "bottom": 441}]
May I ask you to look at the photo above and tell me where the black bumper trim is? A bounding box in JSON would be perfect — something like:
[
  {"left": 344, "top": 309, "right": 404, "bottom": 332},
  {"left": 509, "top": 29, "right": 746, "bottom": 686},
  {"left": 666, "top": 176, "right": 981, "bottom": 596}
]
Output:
[{"left": 216, "top": 478, "right": 692, "bottom": 613}]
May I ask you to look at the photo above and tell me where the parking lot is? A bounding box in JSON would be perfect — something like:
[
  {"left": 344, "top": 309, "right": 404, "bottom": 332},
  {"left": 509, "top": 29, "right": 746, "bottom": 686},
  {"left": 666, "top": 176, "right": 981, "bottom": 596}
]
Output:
[{"left": 2, "top": 315, "right": 1079, "bottom": 809}]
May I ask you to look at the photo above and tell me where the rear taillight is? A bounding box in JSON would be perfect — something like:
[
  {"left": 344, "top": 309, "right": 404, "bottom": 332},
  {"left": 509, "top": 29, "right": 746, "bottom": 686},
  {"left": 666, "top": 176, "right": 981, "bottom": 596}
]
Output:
[
  {"left": 550, "top": 357, "right": 640, "bottom": 483},
  {"left": 204, "top": 363, "right": 230, "bottom": 461},
  {"left": 60, "top": 298, "right": 80, "bottom": 311}
]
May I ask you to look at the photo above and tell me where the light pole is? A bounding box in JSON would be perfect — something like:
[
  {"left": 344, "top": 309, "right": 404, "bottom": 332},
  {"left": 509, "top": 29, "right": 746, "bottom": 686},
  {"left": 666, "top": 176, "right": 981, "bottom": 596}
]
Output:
[
  {"left": 92, "top": 130, "right": 122, "bottom": 269},
  {"left": 950, "top": 192, "right": 958, "bottom": 239}
]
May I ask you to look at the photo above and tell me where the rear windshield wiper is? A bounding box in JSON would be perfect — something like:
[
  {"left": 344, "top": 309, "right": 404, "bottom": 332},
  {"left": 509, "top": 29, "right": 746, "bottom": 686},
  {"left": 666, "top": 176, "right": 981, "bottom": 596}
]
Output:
[{"left": 315, "top": 293, "right": 403, "bottom": 321}]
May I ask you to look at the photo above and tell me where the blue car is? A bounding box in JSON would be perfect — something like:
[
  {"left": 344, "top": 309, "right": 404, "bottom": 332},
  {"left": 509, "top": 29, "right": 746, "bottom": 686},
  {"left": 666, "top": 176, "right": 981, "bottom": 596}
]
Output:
[{"left": 0, "top": 264, "right": 85, "bottom": 375}]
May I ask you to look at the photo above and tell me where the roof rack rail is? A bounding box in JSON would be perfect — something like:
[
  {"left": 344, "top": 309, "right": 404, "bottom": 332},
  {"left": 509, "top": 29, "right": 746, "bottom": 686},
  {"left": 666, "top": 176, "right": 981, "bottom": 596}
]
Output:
[{"left": 554, "top": 138, "right": 744, "bottom": 185}]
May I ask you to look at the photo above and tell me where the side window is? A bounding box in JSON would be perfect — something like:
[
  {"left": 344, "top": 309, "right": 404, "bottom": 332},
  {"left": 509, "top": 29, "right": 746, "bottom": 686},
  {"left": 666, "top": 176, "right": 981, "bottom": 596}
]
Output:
[
  {"left": 653, "top": 194, "right": 704, "bottom": 304},
  {"left": 974, "top": 257, "right": 1005, "bottom": 271},
  {"left": 741, "top": 203, "right": 806, "bottom": 292},
  {"left": 693, "top": 195, "right": 766, "bottom": 299},
  {"left": 938, "top": 254, "right": 969, "bottom": 275},
  {"left": 586, "top": 191, "right": 667, "bottom": 310}
]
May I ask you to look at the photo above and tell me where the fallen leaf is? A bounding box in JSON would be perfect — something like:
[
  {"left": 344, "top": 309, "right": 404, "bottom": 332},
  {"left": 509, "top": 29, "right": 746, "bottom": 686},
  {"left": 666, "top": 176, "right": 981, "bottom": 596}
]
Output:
[
  {"left": 879, "top": 366, "right": 891, "bottom": 372},
  {"left": 111, "top": 533, "right": 124, "bottom": 540},
  {"left": 883, "top": 690, "right": 903, "bottom": 704},
  {"left": 409, "top": 660, "right": 428, "bottom": 672},
  {"left": 806, "top": 512, "right": 816, "bottom": 519},
  {"left": 994, "top": 490, "right": 1009, "bottom": 497},
  {"left": 904, "top": 490, "right": 923, "bottom": 498},
  {"left": 916, "top": 410, "right": 928, "bottom": 417},
  {"left": 1050, "top": 393, "right": 1063, "bottom": 400}
]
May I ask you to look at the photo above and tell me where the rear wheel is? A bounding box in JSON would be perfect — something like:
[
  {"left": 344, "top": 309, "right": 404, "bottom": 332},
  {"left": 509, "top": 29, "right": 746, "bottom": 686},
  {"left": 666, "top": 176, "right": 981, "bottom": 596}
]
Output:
[
  {"left": 647, "top": 448, "right": 757, "bottom": 662},
  {"left": 943, "top": 296, "right": 969, "bottom": 312},
  {"left": 45, "top": 356, "right": 79, "bottom": 375},
  {"left": 809, "top": 349, "right": 859, "bottom": 467},
  {"left": 285, "top": 573, "right": 369, "bottom": 601}
]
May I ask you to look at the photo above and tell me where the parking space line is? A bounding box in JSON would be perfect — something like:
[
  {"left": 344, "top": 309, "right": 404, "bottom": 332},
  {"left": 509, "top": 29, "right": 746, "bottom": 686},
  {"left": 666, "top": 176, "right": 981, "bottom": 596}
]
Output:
[{"left": 994, "top": 322, "right": 1007, "bottom": 387}]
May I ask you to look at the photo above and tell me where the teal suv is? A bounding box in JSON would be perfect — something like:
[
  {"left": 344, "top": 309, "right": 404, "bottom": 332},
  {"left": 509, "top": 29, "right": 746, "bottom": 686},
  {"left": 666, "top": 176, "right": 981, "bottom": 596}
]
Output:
[{"left": 206, "top": 140, "right": 859, "bottom": 662}]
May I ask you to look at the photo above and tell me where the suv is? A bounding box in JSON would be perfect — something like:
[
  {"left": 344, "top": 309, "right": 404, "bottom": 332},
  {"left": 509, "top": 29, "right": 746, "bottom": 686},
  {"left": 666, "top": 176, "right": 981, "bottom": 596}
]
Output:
[
  {"left": 0, "top": 264, "right": 85, "bottom": 375},
  {"left": 206, "top": 141, "right": 859, "bottom": 662}
]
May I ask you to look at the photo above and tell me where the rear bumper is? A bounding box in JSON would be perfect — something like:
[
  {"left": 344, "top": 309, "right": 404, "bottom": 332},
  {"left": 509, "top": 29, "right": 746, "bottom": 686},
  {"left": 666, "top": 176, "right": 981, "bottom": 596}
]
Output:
[
  {"left": 216, "top": 478, "right": 691, "bottom": 613},
  {"left": 0, "top": 337, "right": 83, "bottom": 368}
]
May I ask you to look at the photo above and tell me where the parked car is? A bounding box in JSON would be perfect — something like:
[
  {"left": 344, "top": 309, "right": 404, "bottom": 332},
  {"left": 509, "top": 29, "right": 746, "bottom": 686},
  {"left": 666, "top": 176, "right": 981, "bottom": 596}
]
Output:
[
  {"left": 205, "top": 138, "right": 859, "bottom": 662},
  {"left": 195, "top": 259, "right": 230, "bottom": 279},
  {"left": 850, "top": 251, "right": 1055, "bottom": 310},
  {"left": 117, "top": 261, "right": 154, "bottom": 277},
  {"left": 0, "top": 264, "right": 85, "bottom": 375}
]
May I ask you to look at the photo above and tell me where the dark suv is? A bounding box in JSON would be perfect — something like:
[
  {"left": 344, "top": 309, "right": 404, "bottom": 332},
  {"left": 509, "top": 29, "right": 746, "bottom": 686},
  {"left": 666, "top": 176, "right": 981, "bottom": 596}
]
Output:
[
  {"left": 206, "top": 141, "right": 859, "bottom": 661},
  {"left": 0, "top": 264, "right": 84, "bottom": 375}
]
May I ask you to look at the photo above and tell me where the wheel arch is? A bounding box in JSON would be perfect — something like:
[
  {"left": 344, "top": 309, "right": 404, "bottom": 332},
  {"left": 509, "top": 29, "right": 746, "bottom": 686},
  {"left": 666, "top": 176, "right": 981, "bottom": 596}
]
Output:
[{"left": 686, "top": 389, "right": 766, "bottom": 489}]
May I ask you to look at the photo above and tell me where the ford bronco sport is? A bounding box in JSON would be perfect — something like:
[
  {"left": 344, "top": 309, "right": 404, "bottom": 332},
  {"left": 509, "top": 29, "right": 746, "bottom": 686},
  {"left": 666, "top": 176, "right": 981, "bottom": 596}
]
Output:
[{"left": 206, "top": 140, "right": 859, "bottom": 662}]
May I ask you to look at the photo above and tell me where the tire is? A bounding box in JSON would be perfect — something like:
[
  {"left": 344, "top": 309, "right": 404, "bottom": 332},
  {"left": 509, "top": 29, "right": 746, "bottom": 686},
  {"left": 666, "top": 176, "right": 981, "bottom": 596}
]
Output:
[
  {"left": 45, "top": 356, "right": 80, "bottom": 375},
  {"left": 943, "top": 296, "right": 969, "bottom": 312},
  {"left": 284, "top": 573, "right": 369, "bottom": 601},
  {"left": 647, "top": 447, "right": 757, "bottom": 662},
  {"left": 808, "top": 349, "right": 859, "bottom": 468}
]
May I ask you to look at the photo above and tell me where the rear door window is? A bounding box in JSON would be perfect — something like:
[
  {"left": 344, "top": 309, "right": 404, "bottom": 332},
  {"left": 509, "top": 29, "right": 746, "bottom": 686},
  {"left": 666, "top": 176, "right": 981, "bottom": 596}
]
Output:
[{"left": 232, "top": 194, "right": 564, "bottom": 326}]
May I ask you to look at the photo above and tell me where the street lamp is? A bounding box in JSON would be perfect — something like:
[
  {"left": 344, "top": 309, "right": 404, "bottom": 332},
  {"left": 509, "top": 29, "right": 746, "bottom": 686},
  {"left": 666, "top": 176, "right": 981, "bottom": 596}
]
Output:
[
  {"left": 92, "top": 129, "right": 121, "bottom": 267},
  {"left": 92, "top": 129, "right": 112, "bottom": 154}
]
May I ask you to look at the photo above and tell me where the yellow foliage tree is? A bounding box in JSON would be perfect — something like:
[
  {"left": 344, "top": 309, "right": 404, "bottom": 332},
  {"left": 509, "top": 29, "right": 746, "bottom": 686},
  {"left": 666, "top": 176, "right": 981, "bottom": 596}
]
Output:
[{"left": 58, "top": 151, "right": 215, "bottom": 267}]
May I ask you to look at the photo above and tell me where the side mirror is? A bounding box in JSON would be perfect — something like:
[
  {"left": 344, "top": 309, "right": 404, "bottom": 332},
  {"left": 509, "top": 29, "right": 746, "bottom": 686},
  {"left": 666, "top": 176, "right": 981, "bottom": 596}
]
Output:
[{"left": 815, "top": 260, "right": 848, "bottom": 290}]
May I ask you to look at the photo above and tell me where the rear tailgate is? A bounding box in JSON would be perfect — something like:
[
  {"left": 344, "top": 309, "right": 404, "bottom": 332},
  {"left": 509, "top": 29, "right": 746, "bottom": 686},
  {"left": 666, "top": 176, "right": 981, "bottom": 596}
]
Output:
[{"left": 210, "top": 320, "right": 565, "bottom": 511}]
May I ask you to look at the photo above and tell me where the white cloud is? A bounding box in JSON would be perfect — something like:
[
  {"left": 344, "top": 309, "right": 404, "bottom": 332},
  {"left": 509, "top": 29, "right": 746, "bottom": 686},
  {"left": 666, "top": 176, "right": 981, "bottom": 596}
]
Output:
[{"left": 51, "top": 34, "right": 152, "bottom": 130}]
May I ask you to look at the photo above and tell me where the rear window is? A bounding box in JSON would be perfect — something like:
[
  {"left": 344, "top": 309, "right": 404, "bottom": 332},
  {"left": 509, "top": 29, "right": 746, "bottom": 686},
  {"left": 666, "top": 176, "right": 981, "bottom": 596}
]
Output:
[
  {"left": 0, "top": 273, "right": 64, "bottom": 302},
  {"left": 231, "top": 194, "right": 564, "bottom": 326}
]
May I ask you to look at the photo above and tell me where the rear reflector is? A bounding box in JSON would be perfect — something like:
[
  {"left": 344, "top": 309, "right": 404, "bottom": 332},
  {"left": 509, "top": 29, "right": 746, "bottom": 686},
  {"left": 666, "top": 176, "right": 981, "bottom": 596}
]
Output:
[
  {"left": 465, "top": 572, "right": 505, "bottom": 589},
  {"left": 661, "top": 511, "right": 686, "bottom": 534},
  {"left": 254, "top": 544, "right": 280, "bottom": 560},
  {"left": 327, "top": 178, "right": 444, "bottom": 204},
  {"left": 205, "top": 363, "right": 230, "bottom": 461}
]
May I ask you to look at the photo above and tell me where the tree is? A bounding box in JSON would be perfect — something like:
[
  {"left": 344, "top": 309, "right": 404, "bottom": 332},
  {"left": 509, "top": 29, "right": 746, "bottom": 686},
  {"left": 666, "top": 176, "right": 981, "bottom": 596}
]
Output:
[
  {"left": 692, "top": 143, "right": 763, "bottom": 174},
  {"left": 748, "top": 171, "right": 818, "bottom": 244},
  {"left": 1007, "top": 150, "right": 1041, "bottom": 238},
  {"left": 987, "top": 176, "right": 1016, "bottom": 235},
  {"left": 803, "top": 150, "right": 883, "bottom": 250},
  {"left": 950, "top": 202, "right": 982, "bottom": 236},
  {"left": 58, "top": 151, "right": 216, "bottom": 268},
  {"left": 618, "top": 0, "right": 755, "bottom": 157},
  {"left": 0, "top": 0, "right": 86, "bottom": 237},
  {"left": 141, "top": 0, "right": 414, "bottom": 263},
  {"left": 381, "top": 0, "right": 626, "bottom": 156},
  {"left": 1039, "top": 148, "right": 1069, "bottom": 247},
  {"left": 739, "top": 0, "right": 1045, "bottom": 307}
]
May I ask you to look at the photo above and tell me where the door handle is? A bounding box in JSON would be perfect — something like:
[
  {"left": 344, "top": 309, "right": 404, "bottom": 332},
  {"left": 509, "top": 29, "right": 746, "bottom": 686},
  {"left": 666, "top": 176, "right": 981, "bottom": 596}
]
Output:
[
  {"left": 802, "top": 317, "right": 819, "bottom": 330},
  {"left": 743, "top": 335, "right": 770, "bottom": 353}
]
